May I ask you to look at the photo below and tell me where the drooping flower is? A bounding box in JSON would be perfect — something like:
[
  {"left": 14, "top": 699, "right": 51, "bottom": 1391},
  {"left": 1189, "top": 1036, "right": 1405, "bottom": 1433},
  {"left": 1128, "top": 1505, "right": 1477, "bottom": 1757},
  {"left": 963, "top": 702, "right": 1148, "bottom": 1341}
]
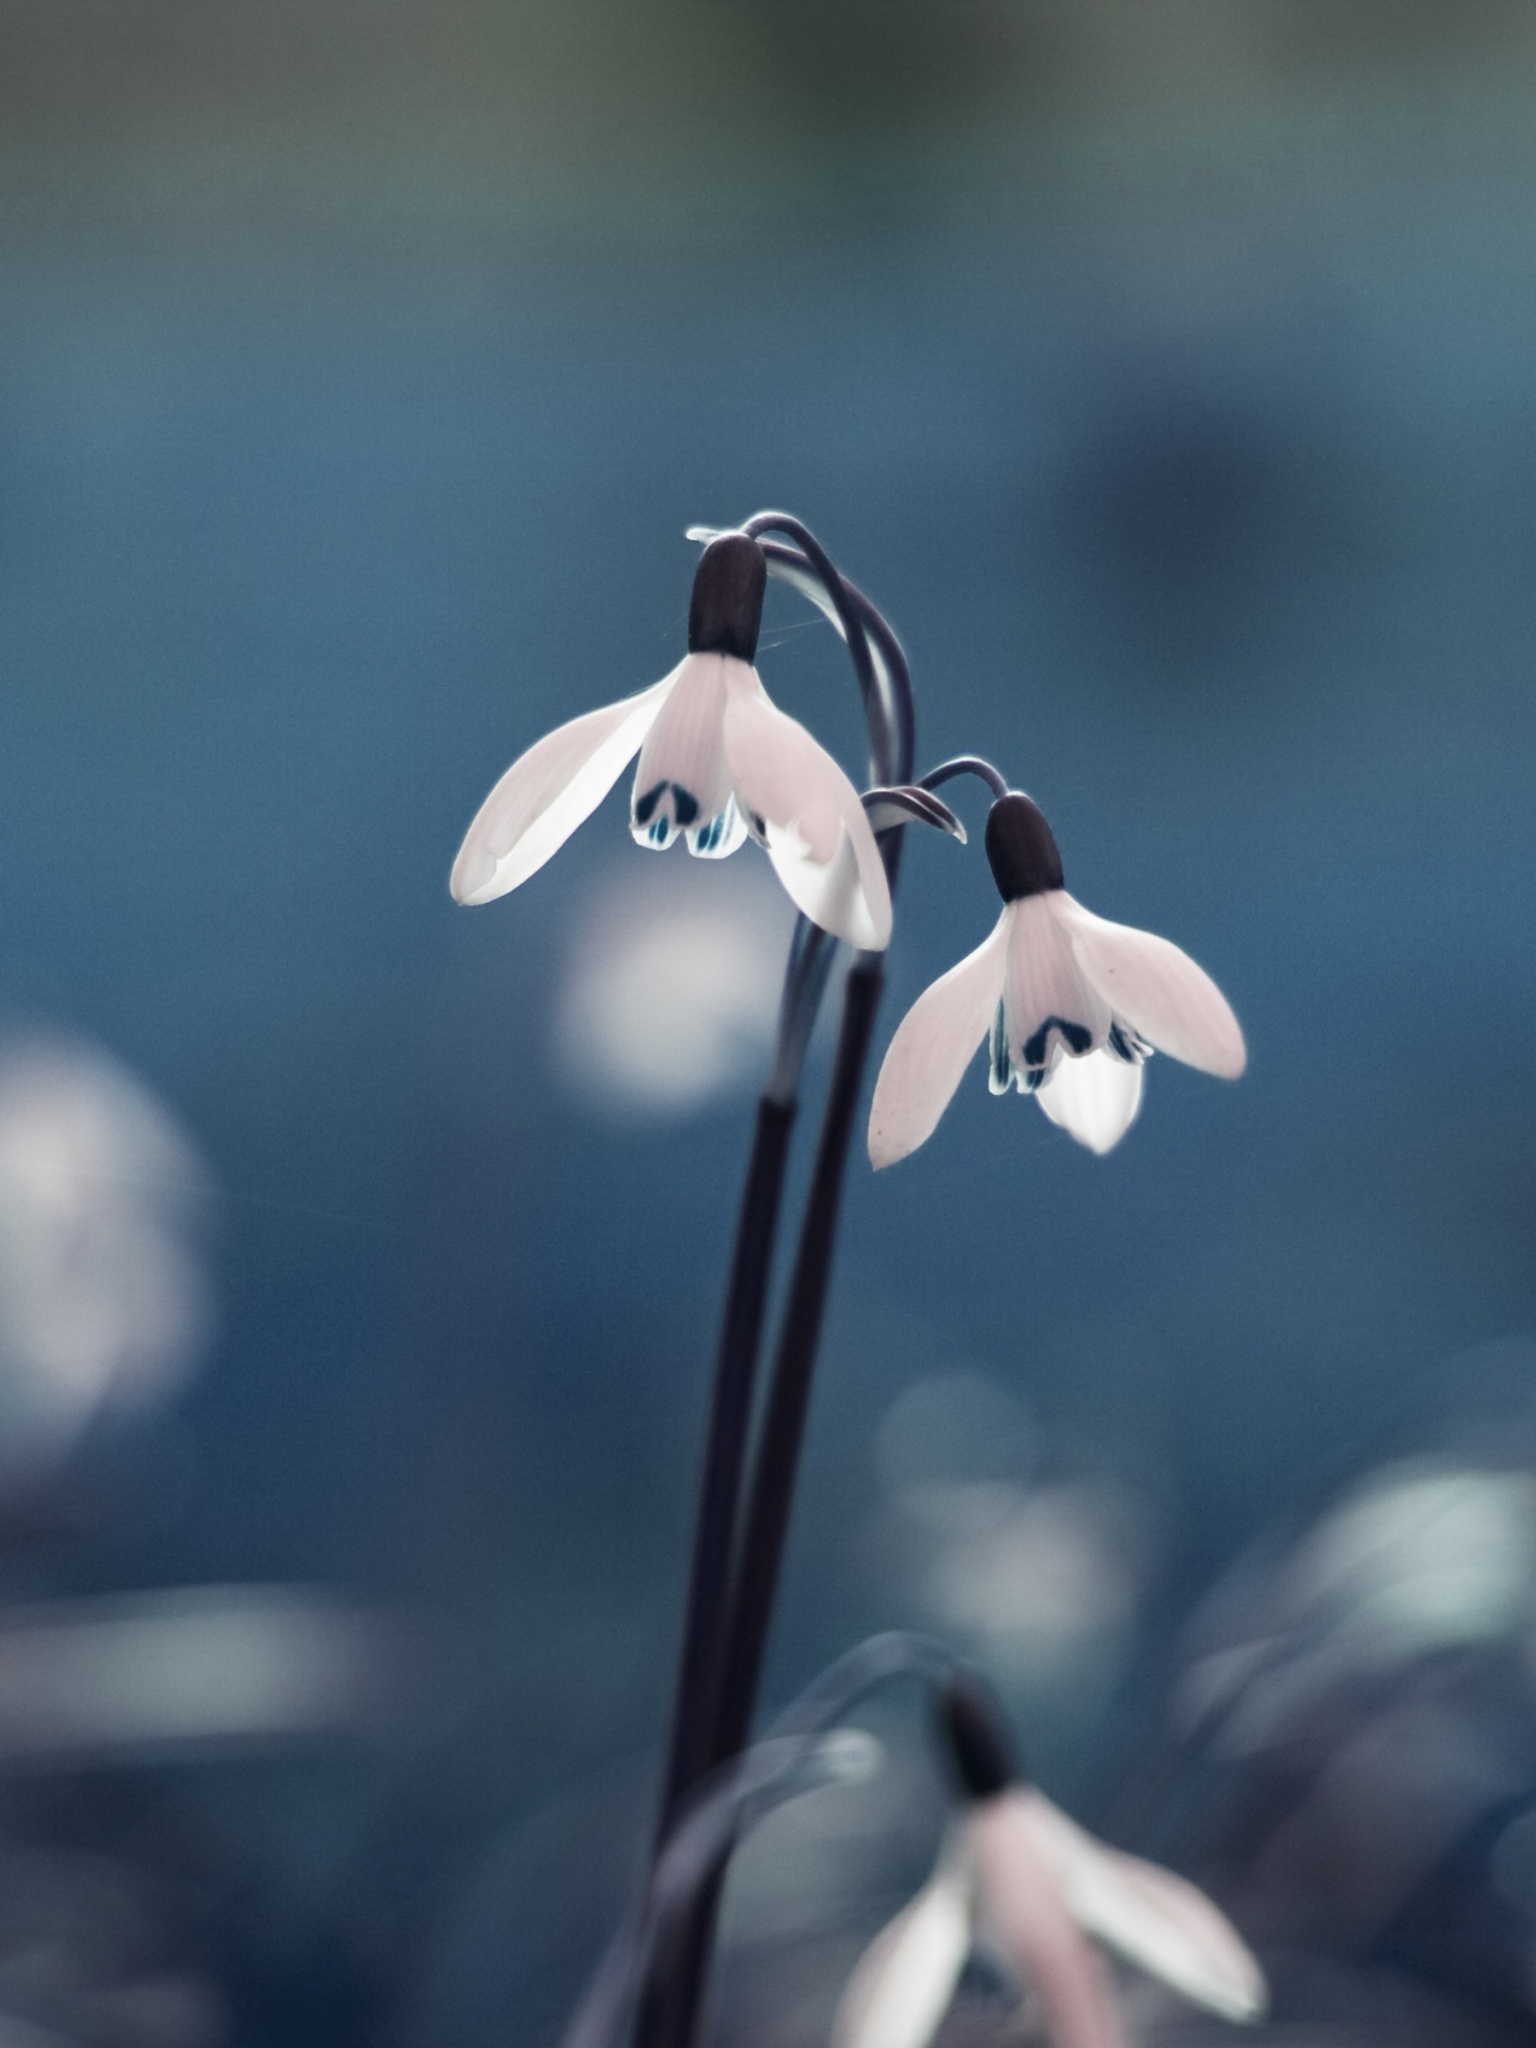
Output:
[
  {"left": 450, "top": 532, "right": 892, "bottom": 950},
  {"left": 868, "top": 790, "right": 1244, "bottom": 1163},
  {"left": 833, "top": 1682, "right": 1265, "bottom": 2048}
]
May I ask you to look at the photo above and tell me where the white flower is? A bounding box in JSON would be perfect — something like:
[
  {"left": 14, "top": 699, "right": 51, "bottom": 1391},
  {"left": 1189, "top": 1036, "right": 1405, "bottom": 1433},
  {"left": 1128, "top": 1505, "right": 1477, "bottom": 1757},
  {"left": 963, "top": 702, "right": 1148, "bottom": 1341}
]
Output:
[
  {"left": 833, "top": 1785, "right": 1266, "bottom": 2048},
  {"left": 450, "top": 532, "right": 892, "bottom": 951},
  {"left": 868, "top": 792, "right": 1244, "bottom": 1163}
]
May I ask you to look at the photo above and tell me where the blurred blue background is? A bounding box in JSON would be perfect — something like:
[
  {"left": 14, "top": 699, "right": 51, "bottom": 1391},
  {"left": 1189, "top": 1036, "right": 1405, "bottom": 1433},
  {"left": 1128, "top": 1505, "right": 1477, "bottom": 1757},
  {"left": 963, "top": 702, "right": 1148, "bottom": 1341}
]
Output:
[{"left": 2, "top": 4, "right": 1536, "bottom": 2043}]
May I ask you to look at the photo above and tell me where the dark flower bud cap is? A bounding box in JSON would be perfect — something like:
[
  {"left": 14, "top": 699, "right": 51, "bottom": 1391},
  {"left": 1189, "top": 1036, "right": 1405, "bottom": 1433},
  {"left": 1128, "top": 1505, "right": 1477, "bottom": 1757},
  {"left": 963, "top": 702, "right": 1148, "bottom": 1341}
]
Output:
[
  {"left": 688, "top": 531, "right": 768, "bottom": 664},
  {"left": 938, "top": 1671, "right": 1022, "bottom": 1802},
  {"left": 985, "top": 791, "right": 1064, "bottom": 903}
]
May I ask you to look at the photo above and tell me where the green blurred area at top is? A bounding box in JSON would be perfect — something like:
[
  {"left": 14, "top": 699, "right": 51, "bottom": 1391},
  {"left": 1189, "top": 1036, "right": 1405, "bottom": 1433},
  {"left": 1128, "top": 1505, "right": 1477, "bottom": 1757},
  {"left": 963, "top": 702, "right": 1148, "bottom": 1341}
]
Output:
[{"left": 4, "top": 0, "right": 1536, "bottom": 265}]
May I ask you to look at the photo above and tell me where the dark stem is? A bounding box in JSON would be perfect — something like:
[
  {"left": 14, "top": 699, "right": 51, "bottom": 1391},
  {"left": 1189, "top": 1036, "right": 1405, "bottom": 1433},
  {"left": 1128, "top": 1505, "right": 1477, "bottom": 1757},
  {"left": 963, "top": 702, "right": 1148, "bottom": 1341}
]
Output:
[
  {"left": 741, "top": 512, "right": 896, "bottom": 776},
  {"left": 640, "top": 962, "right": 888, "bottom": 2048},
  {"left": 639, "top": 519, "right": 915, "bottom": 2048},
  {"left": 704, "top": 546, "right": 915, "bottom": 1790},
  {"left": 650, "top": 907, "right": 837, "bottom": 1846},
  {"left": 647, "top": 523, "right": 884, "bottom": 1856},
  {"left": 565, "top": 1635, "right": 973, "bottom": 2048},
  {"left": 649, "top": 516, "right": 899, "bottom": 1835},
  {"left": 747, "top": 534, "right": 915, "bottom": 786},
  {"left": 650, "top": 1096, "right": 796, "bottom": 1844},
  {"left": 920, "top": 753, "right": 1009, "bottom": 800},
  {"left": 709, "top": 960, "right": 887, "bottom": 1767},
  {"left": 565, "top": 1728, "right": 874, "bottom": 2048}
]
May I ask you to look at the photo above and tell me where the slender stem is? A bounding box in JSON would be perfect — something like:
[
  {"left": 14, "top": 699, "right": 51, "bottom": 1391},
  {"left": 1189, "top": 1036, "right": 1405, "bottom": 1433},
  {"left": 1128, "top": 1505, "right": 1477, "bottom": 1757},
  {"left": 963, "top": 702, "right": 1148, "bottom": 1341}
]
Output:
[
  {"left": 708, "top": 959, "right": 887, "bottom": 1768},
  {"left": 650, "top": 1096, "right": 795, "bottom": 1843},
  {"left": 565, "top": 1728, "right": 876, "bottom": 2048},
  {"left": 749, "top": 536, "right": 914, "bottom": 786},
  {"left": 765, "top": 919, "right": 836, "bottom": 1110},
  {"left": 566, "top": 1636, "right": 967, "bottom": 2048},
  {"left": 642, "top": 961, "right": 889, "bottom": 2048},
  {"left": 649, "top": 522, "right": 898, "bottom": 1854},
  {"left": 651, "top": 926, "right": 831, "bottom": 1838},
  {"left": 640, "top": 522, "right": 915, "bottom": 2048},
  {"left": 705, "top": 554, "right": 915, "bottom": 1780},
  {"left": 648, "top": 515, "right": 886, "bottom": 1870},
  {"left": 921, "top": 753, "right": 1009, "bottom": 800},
  {"left": 651, "top": 917, "right": 835, "bottom": 1845},
  {"left": 742, "top": 513, "right": 894, "bottom": 775}
]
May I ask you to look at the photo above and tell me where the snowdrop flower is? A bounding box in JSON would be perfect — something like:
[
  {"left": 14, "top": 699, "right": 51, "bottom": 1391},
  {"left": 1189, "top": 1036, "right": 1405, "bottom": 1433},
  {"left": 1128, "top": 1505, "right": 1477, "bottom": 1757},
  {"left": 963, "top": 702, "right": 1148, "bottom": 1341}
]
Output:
[
  {"left": 833, "top": 1681, "right": 1265, "bottom": 2048},
  {"left": 450, "top": 531, "right": 892, "bottom": 949},
  {"left": 869, "top": 789, "right": 1244, "bottom": 1162}
]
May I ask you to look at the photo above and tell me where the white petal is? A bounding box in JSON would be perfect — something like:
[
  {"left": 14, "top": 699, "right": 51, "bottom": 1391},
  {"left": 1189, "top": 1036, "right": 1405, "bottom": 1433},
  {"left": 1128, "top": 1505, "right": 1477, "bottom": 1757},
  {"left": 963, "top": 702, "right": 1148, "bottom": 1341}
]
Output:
[
  {"left": 1002, "top": 896, "right": 1113, "bottom": 1077},
  {"left": 721, "top": 666, "right": 893, "bottom": 950},
  {"left": 450, "top": 673, "right": 673, "bottom": 905},
  {"left": 758, "top": 814, "right": 888, "bottom": 951},
  {"left": 1017, "top": 1791, "right": 1266, "bottom": 2024},
  {"left": 971, "top": 1796, "right": 1129, "bottom": 2048},
  {"left": 1057, "top": 898, "right": 1246, "bottom": 1079},
  {"left": 1035, "top": 1049, "right": 1144, "bottom": 1155},
  {"left": 867, "top": 914, "right": 1010, "bottom": 1169},
  {"left": 832, "top": 1834, "right": 975, "bottom": 2048},
  {"left": 631, "top": 652, "right": 741, "bottom": 853}
]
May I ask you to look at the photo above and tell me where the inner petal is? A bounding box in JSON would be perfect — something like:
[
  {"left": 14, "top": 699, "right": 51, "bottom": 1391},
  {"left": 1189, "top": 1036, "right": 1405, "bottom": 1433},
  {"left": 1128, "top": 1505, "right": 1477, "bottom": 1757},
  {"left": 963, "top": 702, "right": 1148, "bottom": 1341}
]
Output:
[
  {"left": 686, "top": 794, "right": 749, "bottom": 860},
  {"left": 1107, "top": 1020, "right": 1152, "bottom": 1065},
  {"left": 988, "top": 999, "right": 1013, "bottom": 1096},
  {"left": 1002, "top": 896, "right": 1111, "bottom": 1084},
  {"left": 631, "top": 653, "right": 735, "bottom": 853},
  {"left": 1035, "top": 1048, "right": 1144, "bottom": 1154}
]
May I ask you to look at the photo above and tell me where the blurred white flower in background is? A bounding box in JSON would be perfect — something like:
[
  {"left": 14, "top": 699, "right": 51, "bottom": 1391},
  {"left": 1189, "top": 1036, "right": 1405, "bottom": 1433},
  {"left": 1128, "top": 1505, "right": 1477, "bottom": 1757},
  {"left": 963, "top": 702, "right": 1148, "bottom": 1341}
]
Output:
[
  {"left": 0, "top": 1585, "right": 381, "bottom": 1764},
  {"left": 1183, "top": 1456, "right": 1536, "bottom": 1757},
  {"left": 870, "top": 1373, "right": 1151, "bottom": 1699},
  {"left": 0, "top": 1034, "right": 211, "bottom": 1485},
  {"left": 916, "top": 1483, "right": 1145, "bottom": 1688},
  {"left": 834, "top": 1785, "right": 1265, "bottom": 2048},
  {"left": 1294, "top": 1457, "right": 1536, "bottom": 1656},
  {"left": 553, "top": 860, "right": 795, "bottom": 1116}
]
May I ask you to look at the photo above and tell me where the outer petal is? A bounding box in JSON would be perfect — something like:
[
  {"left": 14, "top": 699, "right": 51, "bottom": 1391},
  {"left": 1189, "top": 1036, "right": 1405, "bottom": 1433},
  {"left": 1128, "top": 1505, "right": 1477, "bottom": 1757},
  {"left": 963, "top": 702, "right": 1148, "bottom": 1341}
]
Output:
[
  {"left": 1017, "top": 1791, "right": 1266, "bottom": 2024},
  {"left": 631, "top": 653, "right": 738, "bottom": 853},
  {"left": 1002, "top": 896, "right": 1113, "bottom": 1078},
  {"left": 832, "top": 1832, "right": 975, "bottom": 2048},
  {"left": 451, "top": 673, "right": 673, "bottom": 905},
  {"left": 721, "top": 667, "right": 893, "bottom": 950},
  {"left": 971, "top": 1796, "right": 1128, "bottom": 2048},
  {"left": 1056, "top": 898, "right": 1246, "bottom": 1079},
  {"left": 1034, "top": 1049, "right": 1144, "bottom": 1155},
  {"left": 868, "top": 914, "right": 1010, "bottom": 1169}
]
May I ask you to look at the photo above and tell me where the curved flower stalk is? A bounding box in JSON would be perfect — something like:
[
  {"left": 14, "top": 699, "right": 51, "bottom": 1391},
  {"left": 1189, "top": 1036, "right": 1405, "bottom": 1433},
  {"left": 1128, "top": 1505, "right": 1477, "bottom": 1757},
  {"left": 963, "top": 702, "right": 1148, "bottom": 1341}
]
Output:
[
  {"left": 635, "top": 528, "right": 935, "bottom": 2048},
  {"left": 689, "top": 519, "right": 914, "bottom": 802},
  {"left": 834, "top": 1678, "right": 1266, "bottom": 2048},
  {"left": 869, "top": 784, "right": 1245, "bottom": 1164},
  {"left": 577, "top": 1634, "right": 977, "bottom": 2048},
  {"left": 450, "top": 531, "right": 893, "bottom": 950},
  {"left": 647, "top": 524, "right": 950, "bottom": 1858},
  {"left": 561, "top": 1725, "right": 881, "bottom": 2048}
]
